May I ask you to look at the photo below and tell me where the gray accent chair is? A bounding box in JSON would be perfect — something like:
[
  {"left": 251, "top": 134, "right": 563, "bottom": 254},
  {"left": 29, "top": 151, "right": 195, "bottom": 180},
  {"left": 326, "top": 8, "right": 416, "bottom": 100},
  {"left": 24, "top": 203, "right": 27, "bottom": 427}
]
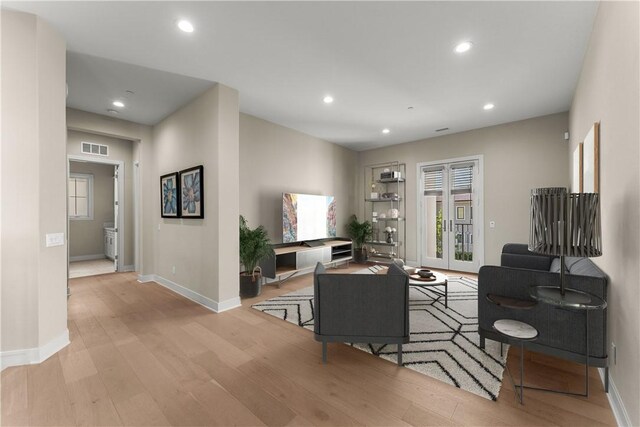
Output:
[
  {"left": 478, "top": 244, "right": 608, "bottom": 374},
  {"left": 313, "top": 262, "right": 410, "bottom": 365}
]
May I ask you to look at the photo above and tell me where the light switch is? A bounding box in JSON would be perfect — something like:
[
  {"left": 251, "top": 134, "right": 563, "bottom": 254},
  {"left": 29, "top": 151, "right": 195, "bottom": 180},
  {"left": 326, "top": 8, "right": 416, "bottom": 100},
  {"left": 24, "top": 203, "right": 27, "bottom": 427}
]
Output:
[
  {"left": 489, "top": 221, "right": 496, "bottom": 229},
  {"left": 45, "top": 232, "right": 65, "bottom": 247}
]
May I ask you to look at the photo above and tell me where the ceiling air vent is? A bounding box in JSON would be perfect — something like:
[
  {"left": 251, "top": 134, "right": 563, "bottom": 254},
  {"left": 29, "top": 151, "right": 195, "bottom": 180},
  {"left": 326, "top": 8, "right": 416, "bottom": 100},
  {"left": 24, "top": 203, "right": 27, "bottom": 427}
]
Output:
[{"left": 81, "top": 142, "right": 109, "bottom": 157}]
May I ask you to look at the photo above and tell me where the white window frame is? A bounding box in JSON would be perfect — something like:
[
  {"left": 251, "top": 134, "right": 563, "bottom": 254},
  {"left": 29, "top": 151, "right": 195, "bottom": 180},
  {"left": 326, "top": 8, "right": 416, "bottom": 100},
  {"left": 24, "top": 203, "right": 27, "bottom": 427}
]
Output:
[{"left": 68, "top": 173, "right": 94, "bottom": 220}]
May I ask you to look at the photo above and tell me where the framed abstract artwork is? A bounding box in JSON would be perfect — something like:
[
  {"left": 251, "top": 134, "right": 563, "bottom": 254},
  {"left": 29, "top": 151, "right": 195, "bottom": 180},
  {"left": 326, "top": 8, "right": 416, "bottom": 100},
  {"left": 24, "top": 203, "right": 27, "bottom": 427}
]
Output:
[
  {"left": 583, "top": 122, "right": 600, "bottom": 193},
  {"left": 160, "top": 172, "right": 180, "bottom": 218},
  {"left": 179, "top": 165, "right": 204, "bottom": 218}
]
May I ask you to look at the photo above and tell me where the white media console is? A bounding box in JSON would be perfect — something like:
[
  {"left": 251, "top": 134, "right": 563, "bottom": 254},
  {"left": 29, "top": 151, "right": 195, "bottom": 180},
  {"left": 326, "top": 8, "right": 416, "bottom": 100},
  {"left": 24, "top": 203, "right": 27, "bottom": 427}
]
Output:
[{"left": 260, "top": 239, "right": 353, "bottom": 285}]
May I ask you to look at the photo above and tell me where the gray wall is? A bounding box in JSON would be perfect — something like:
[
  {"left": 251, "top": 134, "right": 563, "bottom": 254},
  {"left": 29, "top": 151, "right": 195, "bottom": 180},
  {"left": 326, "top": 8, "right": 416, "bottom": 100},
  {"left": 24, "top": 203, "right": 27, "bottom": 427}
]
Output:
[
  {"left": 68, "top": 161, "right": 114, "bottom": 258},
  {"left": 1, "top": 10, "right": 68, "bottom": 353},
  {"left": 152, "top": 84, "right": 240, "bottom": 304},
  {"left": 568, "top": 2, "right": 640, "bottom": 425},
  {"left": 67, "top": 130, "right": 135, "bottom": 268},
  {"left": 239, "top": 113, "right": 358, "bottom": 243},
  {"left": 358, "top": 112, "right": 569, "bottom": 266}
]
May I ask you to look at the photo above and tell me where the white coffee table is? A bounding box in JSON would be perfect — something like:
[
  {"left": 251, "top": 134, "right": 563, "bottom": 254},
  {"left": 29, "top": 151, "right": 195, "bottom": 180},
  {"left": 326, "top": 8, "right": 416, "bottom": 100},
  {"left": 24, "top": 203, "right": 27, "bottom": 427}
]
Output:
[{"left": 406, "top": 269, "right": 448, "bottom": 308}]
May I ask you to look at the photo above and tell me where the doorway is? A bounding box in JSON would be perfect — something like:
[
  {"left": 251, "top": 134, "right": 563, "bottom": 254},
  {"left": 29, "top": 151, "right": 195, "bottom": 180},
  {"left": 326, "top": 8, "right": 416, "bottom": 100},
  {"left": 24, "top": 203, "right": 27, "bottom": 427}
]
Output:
[
  {"left": 417, "top": 156, "right": 484, "bottom": 273},
  {"left": 67, "top": 156, "right": 124, "bottom": 279}
]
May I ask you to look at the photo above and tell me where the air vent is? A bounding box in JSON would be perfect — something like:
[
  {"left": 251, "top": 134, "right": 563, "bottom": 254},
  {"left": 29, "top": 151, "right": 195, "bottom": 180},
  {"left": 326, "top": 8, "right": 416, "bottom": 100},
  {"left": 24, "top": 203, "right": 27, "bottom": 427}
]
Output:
[
  {"left": 435, "top": 127, "right": 450, "bottom": 132},
  {"left": 81, "top": 142, "right": 109, "bottom": 157}
]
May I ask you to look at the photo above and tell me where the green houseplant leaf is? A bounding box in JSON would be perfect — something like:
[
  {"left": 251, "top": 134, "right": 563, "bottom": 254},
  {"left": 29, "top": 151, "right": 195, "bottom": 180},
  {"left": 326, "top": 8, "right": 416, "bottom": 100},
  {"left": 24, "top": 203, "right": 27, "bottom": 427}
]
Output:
[
  {"left": 239, "top": 215, "right": 275, "bottom": 276},
  {"left": 346, "top": 214, "right": 372, "bottom": 249}
]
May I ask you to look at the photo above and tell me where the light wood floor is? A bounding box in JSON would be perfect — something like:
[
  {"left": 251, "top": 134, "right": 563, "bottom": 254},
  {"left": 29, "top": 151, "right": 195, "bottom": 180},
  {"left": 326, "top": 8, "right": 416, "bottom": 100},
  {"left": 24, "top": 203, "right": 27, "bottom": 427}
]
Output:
[{"left": 1, "top": 265, "right": 616, "bottom": 426}]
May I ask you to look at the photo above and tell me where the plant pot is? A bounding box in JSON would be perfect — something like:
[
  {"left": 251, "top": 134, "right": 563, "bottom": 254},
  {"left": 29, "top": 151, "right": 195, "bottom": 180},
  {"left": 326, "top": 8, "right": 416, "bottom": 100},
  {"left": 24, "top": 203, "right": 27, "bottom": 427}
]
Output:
[
  {"left": 240, "top": 273, "right": 262, "bottom": 298},
  {"left": 353, "top": 248, "right": 367, "bottom": 264}
]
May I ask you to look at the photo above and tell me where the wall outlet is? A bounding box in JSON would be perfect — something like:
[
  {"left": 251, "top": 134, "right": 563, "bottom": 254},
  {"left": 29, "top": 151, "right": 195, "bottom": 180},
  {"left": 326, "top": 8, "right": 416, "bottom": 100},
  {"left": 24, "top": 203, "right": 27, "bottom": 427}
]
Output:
[
  {"left": 172, "top": 265, "right": 176, "bottom": 275},
  {"left": 489, "top": 221, "right": 496, "bottom": 229},
  {"left": 611, "top": 342, "right": 617, "bottom": 365}
]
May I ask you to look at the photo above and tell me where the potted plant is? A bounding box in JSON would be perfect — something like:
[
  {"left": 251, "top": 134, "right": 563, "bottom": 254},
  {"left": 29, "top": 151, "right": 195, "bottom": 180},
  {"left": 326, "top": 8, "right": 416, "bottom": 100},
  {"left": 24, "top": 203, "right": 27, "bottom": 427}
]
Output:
[
  {"left": 346, "top": 215, "right": 372, "bottom": 264},
  {"left": 239, "top": 215, "right": 275, "bottom": 298}
]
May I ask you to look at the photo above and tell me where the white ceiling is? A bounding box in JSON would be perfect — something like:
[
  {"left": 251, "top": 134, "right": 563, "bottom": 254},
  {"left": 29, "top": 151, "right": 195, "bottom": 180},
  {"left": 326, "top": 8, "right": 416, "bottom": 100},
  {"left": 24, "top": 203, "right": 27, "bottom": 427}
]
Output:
[{"left": 5, "top": 1, "right": 599, "bottom": 151}]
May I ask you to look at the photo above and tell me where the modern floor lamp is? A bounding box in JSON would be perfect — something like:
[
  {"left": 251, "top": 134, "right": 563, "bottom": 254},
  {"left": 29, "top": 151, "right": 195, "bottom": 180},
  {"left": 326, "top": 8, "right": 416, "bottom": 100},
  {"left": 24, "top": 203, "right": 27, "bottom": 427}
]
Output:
[{"left": 529, "top": 187, "right": 602, "bottom": 302}]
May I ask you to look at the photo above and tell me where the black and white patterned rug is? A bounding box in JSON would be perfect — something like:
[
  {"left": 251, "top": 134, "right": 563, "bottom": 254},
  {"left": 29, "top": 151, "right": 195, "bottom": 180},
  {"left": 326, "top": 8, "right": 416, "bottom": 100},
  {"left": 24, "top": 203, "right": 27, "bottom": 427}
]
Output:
[{"left": 251, "top": 267, "right": 507, "bottom": 400}]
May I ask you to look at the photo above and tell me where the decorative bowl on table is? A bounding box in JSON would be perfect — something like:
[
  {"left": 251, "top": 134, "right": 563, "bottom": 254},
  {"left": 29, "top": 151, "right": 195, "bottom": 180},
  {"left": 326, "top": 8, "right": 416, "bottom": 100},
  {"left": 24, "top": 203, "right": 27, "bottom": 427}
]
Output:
[{"left": 417, "top": 269, "right": 434, "bottom": 278}]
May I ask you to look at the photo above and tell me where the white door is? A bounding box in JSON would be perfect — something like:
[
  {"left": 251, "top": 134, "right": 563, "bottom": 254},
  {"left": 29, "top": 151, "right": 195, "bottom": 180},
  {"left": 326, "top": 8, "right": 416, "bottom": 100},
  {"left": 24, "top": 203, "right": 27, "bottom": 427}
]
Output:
[
  {"left": 419, "top": 159, "right": 482, "bottom": 273},
  {"left": 113, "top": 165, "right": 119, "bottom": 272}
]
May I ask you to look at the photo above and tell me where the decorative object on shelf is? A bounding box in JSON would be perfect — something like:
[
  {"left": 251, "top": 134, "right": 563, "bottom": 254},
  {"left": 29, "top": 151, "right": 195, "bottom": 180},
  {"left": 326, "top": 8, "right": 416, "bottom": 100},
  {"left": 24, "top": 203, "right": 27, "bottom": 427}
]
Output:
[
  {"left": 529, "top": 187, "right": 602, "bottom": 296},
  {"left": 378, "top": 213, "right": 386, "bottom": 218},
  {"left": 381, "top": 192, "right": 399, "bottom": 200},
  {"left": 239, "top": 215, "right": 274, "bottom": 298},
  {"left": 380, "top": 170, "right": 401, "bottom": 180},
  {"left": 346, "top": 215, "right": 372, "bottom": 263},
  {"left": 384, "top": 226, "right": 396, "bottom": 243},
  {"left": 160, "top": 172, "right": 180, "bottom": 218},
  {"left": 387, "top": 208, "right": 399, "bottom": 218},
  {"left": 179, "top": 165, "right": 204, "bottom": 218},
  {"left": 582, "top": 122, "right": 600, "bottom": 193},
  {"left": 370, "top": 181, "right": 379, "bottom": 199}
]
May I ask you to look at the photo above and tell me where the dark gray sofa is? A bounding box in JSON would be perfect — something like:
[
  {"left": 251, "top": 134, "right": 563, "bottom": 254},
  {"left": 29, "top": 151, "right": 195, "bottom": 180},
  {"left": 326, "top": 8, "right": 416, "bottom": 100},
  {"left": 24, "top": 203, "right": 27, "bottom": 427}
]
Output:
[
  {"left": 313, "top": 262, "right": 410, "bottom": 365},
  {"left": 478, "top": 244, "right": 608, "bottom": 371}
]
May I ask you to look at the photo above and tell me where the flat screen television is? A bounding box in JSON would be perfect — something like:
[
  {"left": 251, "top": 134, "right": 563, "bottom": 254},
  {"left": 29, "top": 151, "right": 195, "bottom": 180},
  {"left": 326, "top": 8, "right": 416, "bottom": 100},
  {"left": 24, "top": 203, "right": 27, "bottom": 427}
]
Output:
[{"left": 282, "top": 193, "right": 336, "bottom": 243}]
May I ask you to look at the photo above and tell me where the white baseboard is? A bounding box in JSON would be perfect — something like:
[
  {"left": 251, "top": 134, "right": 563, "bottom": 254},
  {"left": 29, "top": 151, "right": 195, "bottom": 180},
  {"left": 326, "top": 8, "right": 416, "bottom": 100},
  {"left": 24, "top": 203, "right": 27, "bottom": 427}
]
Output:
[
  {"left": 1, "top": 329, "right": 70, "bottom": 371},
  {"left": 139, "top": 274, "right": 241, "bottom": 313},
  {"left": 69, "top": 254, "right": 106, "bottom": 262},
  {"left": 121, "top": 264, "right": 135, "bottom": 272},
  {"left": 599, "top": 368, "right": 632, "bottom": 427},
  {"left": 137, "top": 274, "right": 154, "bottom": 283}
]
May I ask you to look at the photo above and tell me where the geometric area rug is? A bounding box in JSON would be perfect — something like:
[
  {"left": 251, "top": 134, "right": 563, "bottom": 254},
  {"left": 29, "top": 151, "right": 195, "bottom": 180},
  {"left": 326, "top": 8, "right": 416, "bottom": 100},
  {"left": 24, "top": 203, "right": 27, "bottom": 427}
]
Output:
[{"left": 251, "top": 267, "right": 508, "bottom": 401}]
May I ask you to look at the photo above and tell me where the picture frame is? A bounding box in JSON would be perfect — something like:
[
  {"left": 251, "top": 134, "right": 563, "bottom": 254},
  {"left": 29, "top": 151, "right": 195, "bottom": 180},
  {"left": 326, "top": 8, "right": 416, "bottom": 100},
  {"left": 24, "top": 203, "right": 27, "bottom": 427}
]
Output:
[
  {"left": 179, "top": 165, "right": 204, "bottom": 218},
  {"left": 583, "top": 122, "right": 600, "bottom": 193},
  {"left": 571, "top": 143, "right": 583, "bottom": 192},
  {"left": 160, "top": 172, "right": 180, "bottom": 218}
]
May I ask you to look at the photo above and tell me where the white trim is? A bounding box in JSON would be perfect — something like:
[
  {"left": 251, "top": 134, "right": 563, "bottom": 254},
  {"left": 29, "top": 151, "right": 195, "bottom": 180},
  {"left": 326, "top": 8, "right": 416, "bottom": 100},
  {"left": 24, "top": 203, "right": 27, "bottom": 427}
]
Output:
[
  {"left": 137, "top": 274, "right": 154, "bottom": 283},
  {"left": 121, "top": 264, "right": 135, "bottom": 272},
  {"left": 140, "top": 274, "right": 241, "bottom": 313},
  {"left": 1, "top": 329, "right": 70, "bottom": 371},
  {"left": 599, "top": 368, "right": 632, "bottom": 427},
  {"left": 69, "top": 254, "right": 106, "bottom": 262},
  {"left": 415, "top": 155, "right": 484, "bottom": 273},
  {"left": 68, "top": 172, "right": 94, "bottom": 220},
  {"left": 67, "top": 155, "right": 125, "bottom": 273}
]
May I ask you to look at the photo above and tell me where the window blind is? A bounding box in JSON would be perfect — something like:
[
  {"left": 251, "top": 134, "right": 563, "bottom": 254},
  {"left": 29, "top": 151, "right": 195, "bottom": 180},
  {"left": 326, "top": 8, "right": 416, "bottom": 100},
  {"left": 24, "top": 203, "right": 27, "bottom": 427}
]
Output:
[
  {"left": 423, "top": 167, "right": 444, "bottom": 196},
  {"left": 450, "top": 164, "right": 473, "bottom": 194}
]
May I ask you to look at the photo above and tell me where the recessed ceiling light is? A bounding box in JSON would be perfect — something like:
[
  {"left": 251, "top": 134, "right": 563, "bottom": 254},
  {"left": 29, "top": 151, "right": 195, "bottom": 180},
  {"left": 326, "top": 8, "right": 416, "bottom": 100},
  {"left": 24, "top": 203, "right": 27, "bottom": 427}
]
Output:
[
  {"left": 107, "top": 109, "right": 119, "bottom": 114},
  {"left": 323, "top": 95, "right": 334, "bottom": 104},
  {"left": 483, "top": 103, "right": 495, "bottom": 110},
  {"left": 178, "top": 20, "right": 194, "bottom": 33},
  {"left": 112, "top": 101, "right": 125, "bottom": 108},
  {"left": 455, "top": 41, "right": 473, "bottom": 53},
  {"left": 382, "top": 128, "right": 390, "bottom": 134}
]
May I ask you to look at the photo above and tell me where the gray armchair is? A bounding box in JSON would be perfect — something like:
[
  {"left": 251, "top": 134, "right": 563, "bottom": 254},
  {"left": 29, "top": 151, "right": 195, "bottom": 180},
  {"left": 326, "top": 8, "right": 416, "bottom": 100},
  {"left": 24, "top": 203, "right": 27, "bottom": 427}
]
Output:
[
  {"left": 313, "top": 262, "right": 410, "bottom": 365},
  {"left": 478, "top": 244, "right": 608, "bottom": 370}
]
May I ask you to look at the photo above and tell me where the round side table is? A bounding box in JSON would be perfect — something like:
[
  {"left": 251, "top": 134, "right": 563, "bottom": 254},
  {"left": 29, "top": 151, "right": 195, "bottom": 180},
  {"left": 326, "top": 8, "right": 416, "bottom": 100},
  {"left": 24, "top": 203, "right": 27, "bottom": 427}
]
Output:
[{"left": 493, "top": 319, "right": 539, "bottom": 404}]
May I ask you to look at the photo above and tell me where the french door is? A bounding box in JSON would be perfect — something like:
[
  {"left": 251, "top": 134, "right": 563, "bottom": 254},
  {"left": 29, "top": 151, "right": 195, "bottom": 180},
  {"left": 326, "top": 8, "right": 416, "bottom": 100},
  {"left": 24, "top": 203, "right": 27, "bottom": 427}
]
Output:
[{"left": 418, "top": 157, "right": 482, "bottom": 273}]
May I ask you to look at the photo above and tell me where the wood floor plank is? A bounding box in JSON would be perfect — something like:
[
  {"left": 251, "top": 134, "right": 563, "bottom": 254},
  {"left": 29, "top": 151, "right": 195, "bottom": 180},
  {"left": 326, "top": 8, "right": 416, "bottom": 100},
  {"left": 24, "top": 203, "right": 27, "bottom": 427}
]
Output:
[
  {"left": 1, "top": 365, "right": 29, "bottom": 426},
  {"left": 59, "top": 348, "right": 99, "bottom": 384},
  {"left": 27, "top": 356, "right": 76, "bottom": 426},
  {"left": 191, "top": 351, "right": 298, "bottom": 426},
  {"left": 112, "top": 392, "right": 171, "bottom": 426},
  {"left": 65, "top": 374, "right": 123, "bottom": 426},
  {"left": 1, "top": 270, "right": 616, "bottom": 427},
  {"left": 237, "top": 358, "right": 364, "bottom": 426}
]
